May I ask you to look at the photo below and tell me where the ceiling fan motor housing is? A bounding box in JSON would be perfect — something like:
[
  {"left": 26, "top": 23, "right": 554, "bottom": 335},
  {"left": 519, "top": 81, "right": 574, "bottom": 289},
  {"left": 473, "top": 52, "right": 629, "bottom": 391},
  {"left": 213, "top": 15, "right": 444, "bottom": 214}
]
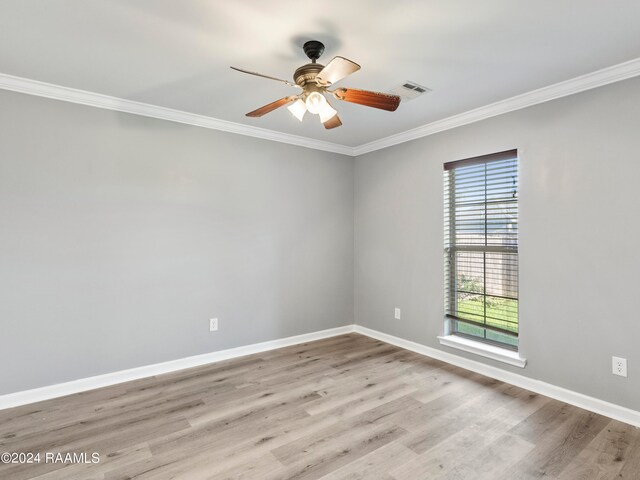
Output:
[{"left": 294, "top": 63, "right": 325, "bottom": 88}]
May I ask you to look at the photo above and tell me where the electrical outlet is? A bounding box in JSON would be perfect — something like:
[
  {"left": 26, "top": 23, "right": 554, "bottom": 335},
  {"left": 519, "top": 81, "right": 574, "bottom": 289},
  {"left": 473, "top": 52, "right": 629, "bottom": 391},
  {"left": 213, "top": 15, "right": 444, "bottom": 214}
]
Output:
[
  {"left": 612, "top": 356, "right": 627, "bottom": 377},
  {"left": 394, "top": 308, "right": 401, "bottom": 320},
  {"left": 209, "top": 318, "right": 218, "bottom": 332}
]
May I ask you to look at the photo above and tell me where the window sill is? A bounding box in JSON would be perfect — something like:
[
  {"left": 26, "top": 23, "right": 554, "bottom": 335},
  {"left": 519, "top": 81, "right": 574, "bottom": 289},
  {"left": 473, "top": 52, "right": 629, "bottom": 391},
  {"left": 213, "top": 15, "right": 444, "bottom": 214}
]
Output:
[{"left": 437, "top": 335, "right": 527, "bottom": 368}]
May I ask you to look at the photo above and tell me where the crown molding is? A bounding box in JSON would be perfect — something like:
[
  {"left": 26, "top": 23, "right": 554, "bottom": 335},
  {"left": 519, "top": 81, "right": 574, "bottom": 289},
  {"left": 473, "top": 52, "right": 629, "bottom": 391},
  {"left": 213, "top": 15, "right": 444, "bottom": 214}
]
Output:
[
  {"left": 2, "top": 56, "right": 640, "bottom": 158},
  {"left": 353, "top": 56, "right": 640, "bottom": 156},
  {"left": 0, "top": 73, "right": 354, "bottom": 156}
]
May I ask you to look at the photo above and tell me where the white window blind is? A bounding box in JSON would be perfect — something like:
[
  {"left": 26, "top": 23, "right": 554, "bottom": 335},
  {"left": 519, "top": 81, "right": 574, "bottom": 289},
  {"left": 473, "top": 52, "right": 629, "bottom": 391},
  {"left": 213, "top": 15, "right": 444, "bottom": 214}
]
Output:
[{"left": 444, "top": 150, "right": 519, "bottom": 350}]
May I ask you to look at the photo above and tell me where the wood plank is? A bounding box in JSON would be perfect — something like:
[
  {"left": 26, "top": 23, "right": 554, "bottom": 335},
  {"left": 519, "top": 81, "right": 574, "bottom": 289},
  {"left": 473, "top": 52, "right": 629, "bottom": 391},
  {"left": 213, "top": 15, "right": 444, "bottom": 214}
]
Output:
[
  {"left": 557, "top": 419, "right": 637, "bottom": 479},
  {"left": 318, "top": 441, "right": 417, "bottom": 480},
  {"left": 1, "top": 333, "right": 638, "bottom": 480}
]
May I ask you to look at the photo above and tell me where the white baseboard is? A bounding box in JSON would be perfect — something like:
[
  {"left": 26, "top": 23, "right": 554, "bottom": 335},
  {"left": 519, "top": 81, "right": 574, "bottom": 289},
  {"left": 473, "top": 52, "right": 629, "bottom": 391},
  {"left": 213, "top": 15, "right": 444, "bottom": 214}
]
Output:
[
  {"left": 4, "top": 323, "right": 639, "bottom": 428},
  {"left": 353, "top": 325, "right": 640, "bottom": 428},
  {"left": 0, "top": 325, "right": 355, "bottom": 410}
]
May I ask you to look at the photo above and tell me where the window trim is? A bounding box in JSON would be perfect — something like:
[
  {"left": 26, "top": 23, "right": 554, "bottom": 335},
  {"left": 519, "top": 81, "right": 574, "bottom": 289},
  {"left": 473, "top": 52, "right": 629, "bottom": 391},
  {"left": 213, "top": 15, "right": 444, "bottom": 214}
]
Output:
[{"left": 437, "top": 333, "right": 527, "bottom": 368}]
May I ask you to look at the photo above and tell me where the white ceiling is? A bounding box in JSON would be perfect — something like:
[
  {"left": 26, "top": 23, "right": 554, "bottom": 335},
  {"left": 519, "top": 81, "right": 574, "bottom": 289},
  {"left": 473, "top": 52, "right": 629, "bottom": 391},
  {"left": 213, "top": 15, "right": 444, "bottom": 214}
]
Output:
[{"left": 1, "top": 1, "right": 639, "bottom": 147}]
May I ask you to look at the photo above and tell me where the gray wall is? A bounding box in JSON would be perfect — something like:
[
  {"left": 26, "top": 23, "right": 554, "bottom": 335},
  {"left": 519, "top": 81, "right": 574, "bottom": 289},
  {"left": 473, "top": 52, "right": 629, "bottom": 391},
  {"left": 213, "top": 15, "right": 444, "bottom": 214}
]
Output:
[
  {"left": 3, "top": 75, "right": 640, "bottom": 413},
  {"left": 355, "top": 76, "right": 640, "bottom": 410},
  {"left": 0, "top": 89, "right": 354, "bottom": 395}
]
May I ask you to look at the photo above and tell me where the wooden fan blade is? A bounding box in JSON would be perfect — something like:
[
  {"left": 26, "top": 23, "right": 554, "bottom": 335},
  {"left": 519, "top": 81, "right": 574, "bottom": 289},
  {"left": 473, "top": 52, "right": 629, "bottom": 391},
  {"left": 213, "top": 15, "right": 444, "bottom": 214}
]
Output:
[
  {"left": 333, "top": 88, "right": 400, "bottom": 111},
  {"left": 230, "top": 66, "right": 297, "bottom": 87},
  {"left": 316, "top": 56, "right": 361, "bottom": 86},
  {"left": 323, "top": 114, "right": 342, "bottom": 129},
  {"left": 246, "top": 96, "right": 297, "bottom": 117}
]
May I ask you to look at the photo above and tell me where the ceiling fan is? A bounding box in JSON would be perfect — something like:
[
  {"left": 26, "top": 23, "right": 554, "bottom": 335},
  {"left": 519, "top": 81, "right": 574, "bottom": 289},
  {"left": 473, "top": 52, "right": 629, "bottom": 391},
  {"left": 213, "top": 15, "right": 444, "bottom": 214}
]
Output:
[{"left": 230, "top": 40, "right": 401, "bottom": 129}]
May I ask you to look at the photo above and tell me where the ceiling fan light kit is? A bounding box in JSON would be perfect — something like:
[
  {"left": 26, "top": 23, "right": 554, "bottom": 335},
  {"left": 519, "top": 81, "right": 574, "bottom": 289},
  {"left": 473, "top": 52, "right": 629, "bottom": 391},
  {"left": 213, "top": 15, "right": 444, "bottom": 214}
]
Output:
[{"left": 231, "top": 40, "right": 401, "bottom": 129}]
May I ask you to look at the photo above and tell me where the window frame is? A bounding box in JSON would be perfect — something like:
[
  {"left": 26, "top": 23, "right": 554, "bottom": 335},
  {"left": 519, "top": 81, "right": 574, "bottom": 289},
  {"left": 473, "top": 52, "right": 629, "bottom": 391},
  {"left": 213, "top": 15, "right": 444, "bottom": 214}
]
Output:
[{"left": 443, "top": 149, "right": 520, "bottom": 352}]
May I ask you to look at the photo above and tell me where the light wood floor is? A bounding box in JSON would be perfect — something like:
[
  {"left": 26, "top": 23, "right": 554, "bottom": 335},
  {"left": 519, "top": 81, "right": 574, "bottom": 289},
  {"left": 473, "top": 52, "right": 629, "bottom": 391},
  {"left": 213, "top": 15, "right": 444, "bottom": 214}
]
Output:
[{"left": 1, "top": 333, "right": 639, "bottom": 480}]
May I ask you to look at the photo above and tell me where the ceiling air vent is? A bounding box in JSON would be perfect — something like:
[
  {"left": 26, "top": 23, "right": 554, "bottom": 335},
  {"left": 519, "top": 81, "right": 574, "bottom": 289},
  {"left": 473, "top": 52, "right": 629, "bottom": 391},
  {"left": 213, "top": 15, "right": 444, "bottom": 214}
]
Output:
[{"left": 388, "top": 81, "right": 432, "bottom": 101}]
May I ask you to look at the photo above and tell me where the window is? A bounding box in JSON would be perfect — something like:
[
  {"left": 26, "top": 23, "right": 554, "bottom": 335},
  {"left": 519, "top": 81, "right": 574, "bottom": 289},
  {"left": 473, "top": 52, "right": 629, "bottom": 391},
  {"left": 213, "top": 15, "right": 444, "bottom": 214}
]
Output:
[{"left": 444, "top": 150, "right": 519, "bottom": 350}]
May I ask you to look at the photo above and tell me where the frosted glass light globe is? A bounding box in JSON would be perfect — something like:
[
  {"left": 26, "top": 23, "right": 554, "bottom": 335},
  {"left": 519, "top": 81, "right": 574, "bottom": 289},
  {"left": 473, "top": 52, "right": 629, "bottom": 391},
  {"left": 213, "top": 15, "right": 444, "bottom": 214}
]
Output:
[
  {"left": 318, "top": 103, "right": 338, "bottom": 123},
  {"left": 287, "top": 99, "right": 307, "bottom": 121},
  {"left": 305, "top": 92, "right": 326, "bottom": 114}
]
